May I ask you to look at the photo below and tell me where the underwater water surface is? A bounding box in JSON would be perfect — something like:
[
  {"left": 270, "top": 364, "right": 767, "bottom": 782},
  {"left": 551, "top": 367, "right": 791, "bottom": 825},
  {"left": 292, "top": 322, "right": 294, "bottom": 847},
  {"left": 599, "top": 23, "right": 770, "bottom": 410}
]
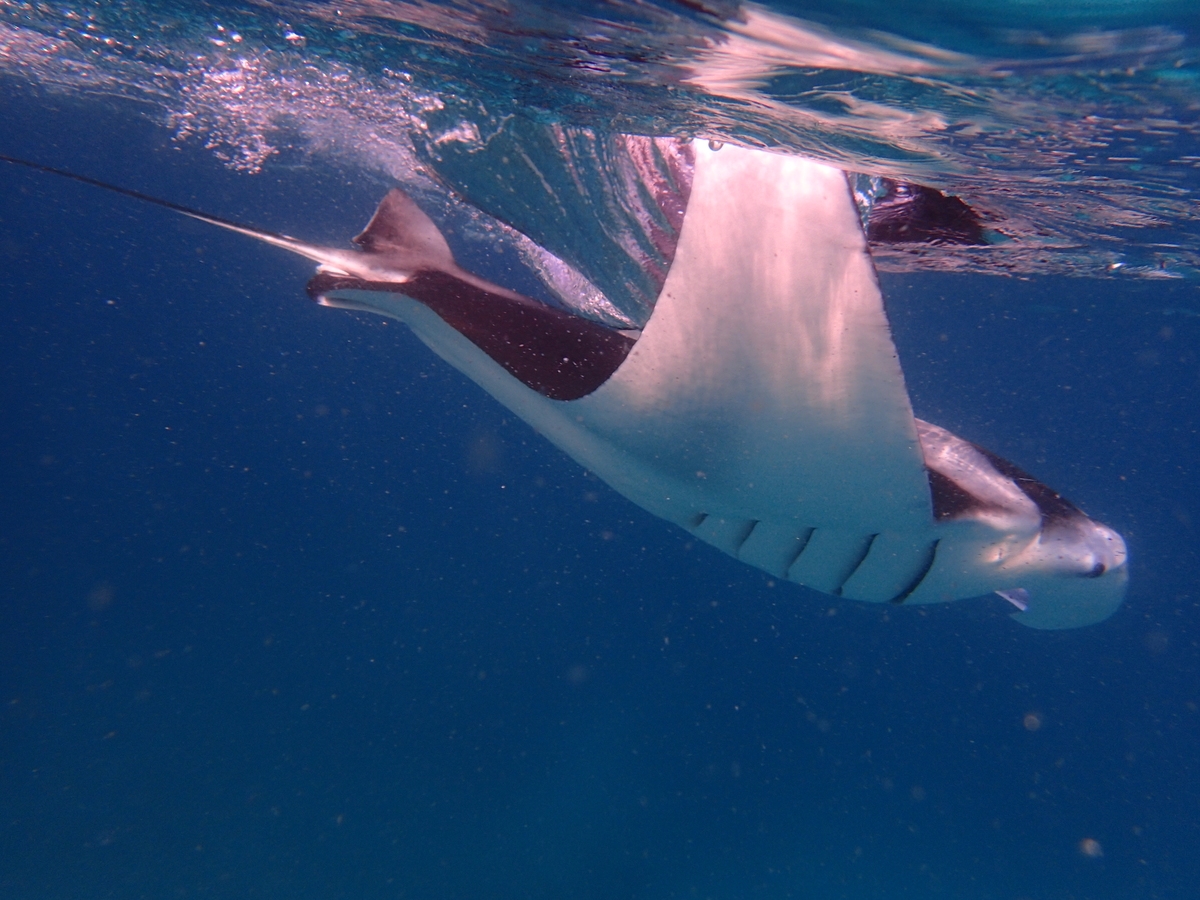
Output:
[{"left": 1, "top": 2, "right": 1198, "bottom": 899}]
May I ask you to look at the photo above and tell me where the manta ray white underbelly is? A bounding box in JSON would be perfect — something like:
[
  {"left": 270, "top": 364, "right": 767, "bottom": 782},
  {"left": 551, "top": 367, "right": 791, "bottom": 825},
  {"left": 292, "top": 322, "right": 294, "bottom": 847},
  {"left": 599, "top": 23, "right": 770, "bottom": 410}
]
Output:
[{"left": 1, "top": 144, "right": 1128, "bottom": 628}]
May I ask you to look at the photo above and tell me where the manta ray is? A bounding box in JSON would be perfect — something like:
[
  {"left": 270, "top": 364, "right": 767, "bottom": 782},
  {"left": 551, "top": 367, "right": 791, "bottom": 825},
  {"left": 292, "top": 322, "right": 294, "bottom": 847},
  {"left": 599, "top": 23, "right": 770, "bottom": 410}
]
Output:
[{"left": 0, "top": 143, "right": 1127, "bottom": 628}]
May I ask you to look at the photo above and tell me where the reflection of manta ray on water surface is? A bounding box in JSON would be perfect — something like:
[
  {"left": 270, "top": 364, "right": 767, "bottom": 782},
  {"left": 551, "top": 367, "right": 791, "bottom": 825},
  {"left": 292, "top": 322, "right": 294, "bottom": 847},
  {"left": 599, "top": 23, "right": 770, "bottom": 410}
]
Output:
[{"left": 0, "top": 138, "right": 1128, "bottom": 629}]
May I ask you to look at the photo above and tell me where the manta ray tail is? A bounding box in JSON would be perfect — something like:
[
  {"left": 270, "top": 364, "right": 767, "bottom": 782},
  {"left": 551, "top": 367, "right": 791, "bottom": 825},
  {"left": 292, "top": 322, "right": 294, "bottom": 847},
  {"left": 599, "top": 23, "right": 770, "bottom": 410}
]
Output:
[{"left": 0, "top": 153, "right": 343, "bottom": 267}]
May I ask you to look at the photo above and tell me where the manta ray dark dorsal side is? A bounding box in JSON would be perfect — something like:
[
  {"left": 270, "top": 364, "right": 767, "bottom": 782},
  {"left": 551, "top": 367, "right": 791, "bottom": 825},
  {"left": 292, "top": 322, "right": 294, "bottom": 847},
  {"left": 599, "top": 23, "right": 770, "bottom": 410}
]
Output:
[
  {"left": 308, "top": 271, "right": 634, "bottom": 400},
  {"left": 0, "top": 154, "right": 636, "bottom": 401}
]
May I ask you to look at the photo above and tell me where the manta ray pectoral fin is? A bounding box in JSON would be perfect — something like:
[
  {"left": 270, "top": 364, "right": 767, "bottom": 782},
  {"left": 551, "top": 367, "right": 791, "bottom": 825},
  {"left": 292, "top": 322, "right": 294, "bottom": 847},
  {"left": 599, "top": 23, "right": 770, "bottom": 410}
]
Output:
[{"left": 566, "top": 143, "right": 934, "bottom": 534}]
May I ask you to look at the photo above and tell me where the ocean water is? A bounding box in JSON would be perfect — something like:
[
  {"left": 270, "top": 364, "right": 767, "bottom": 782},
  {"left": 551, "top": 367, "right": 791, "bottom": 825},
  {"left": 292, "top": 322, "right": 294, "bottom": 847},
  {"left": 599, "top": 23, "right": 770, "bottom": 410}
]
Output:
[{"left": 0, "top": 2, "right": 1198, "bottom": 899}]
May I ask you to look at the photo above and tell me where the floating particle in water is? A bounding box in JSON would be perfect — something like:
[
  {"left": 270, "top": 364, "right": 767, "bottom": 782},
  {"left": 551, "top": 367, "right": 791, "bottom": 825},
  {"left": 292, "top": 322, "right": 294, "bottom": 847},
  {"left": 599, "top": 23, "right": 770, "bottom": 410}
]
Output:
[
  {"left": 1023, "top": 712, "right": 1043, "bottom": 731},
  {"left": 86, "top": 582, "right": 114, "bottom": 612},
  {"left": 1079, "top": 837, "right": 1104, "bottom": 858}
]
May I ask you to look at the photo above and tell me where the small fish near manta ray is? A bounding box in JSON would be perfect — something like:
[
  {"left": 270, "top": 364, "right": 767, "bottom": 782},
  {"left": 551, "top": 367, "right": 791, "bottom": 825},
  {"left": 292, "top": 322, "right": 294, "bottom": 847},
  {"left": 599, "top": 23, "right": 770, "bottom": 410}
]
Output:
[{"left": 0, "top": 142, "right": 1127, "bottom": 629}]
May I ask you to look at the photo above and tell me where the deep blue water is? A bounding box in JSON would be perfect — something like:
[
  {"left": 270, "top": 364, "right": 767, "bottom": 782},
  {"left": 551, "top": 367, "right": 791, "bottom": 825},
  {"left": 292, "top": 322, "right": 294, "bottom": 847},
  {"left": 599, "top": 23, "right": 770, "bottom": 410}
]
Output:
[{"left": 2, "top": 5, "right": 1200, "bottom": 900}]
